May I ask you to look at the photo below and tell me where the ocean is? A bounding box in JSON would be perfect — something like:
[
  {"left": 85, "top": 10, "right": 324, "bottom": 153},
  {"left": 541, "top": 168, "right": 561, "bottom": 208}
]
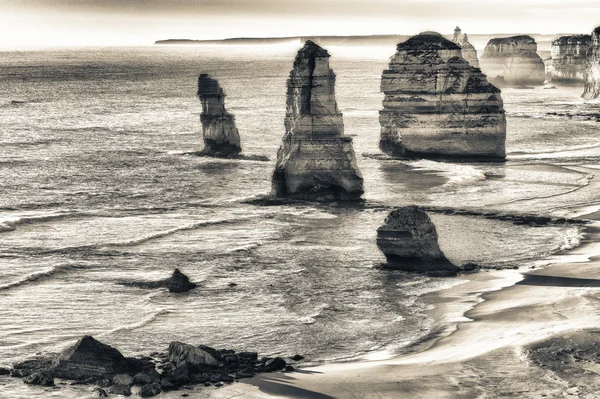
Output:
[{"left": 0, "top": 42, "right": 598, "bottom": 397}]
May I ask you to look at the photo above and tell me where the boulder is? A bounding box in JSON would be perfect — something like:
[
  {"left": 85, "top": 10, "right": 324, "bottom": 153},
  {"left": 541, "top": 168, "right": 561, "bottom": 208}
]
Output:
[
  {"left": 108, "top": 384, "right": 132, "bottom": 396},
  {"left": 92, "top": 387, "right": 109, "bottom": 397},
  {"left": 168, "top": 342, "right": 219, "bottom": 369},
  {"left": 583, "top": 26, "right": 600, "bottom": 100},
  {"left": 263, "top": 357, "right": 287, "bottom": 372},
  {"left": 549, "top": 35, "right": 591, "bottom": 83},
  {"left": 480, "top": 35, "right": 546, "bottom": 86},
  {"left": 452, "top": 27, "right": 479, "bottom": 67},
  {"left": 122, "top": 269, "right": 197, "bottom": 293},
  {"left": 197, "top": 74, "right": 242, "bottom": 157},
  {"left": 379, "top": 32, "right": 506, "bottom": 159},
  {"left": 113, "top": 374, "right": 134, "bottom": 386},
  {"left": 139, "top": 382, "right": 162, "bottom": 397},
  {"left": 23, "top": 372, "right": 54, "bottom": 386},
  {"left": 271, "top": 40, "right": 364, "bottom": 201},
  {"left": 11, "top": 357, "right": 56, "bottom": 378},
  {"left": 376, "top": 206, "right": 460, "bottom": 275},
  {"left": 133, "top": 369, "right": 160, "bottom": 385}
]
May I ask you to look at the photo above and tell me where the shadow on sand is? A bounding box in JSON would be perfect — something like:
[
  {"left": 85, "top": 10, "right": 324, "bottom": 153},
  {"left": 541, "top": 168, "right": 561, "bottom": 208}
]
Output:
[{"left": 517, "top": 274, "right": 600, "bottom": 288}]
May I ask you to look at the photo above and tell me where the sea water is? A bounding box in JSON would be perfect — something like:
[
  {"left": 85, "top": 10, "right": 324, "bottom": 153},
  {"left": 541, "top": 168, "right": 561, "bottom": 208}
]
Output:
[{"left": 0, "top": 43, "right": 597, "bottom": 398}]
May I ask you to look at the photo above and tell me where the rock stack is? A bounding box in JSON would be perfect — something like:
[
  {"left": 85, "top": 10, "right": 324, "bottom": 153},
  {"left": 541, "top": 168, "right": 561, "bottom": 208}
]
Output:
[
  {"left": 271, "top": 40, "right": 364, "bottom": 201},
  {"left": 452, "top": 26, "right": 479, "bottom": 68},
  {"left": 379, "top": 32, "right": 506, "bottom": 160},
  {"left": 549, "top": 35, "right": 591, "bottom": 83},
  {"left": 197, "top": 74, "right": 242, "bottom": 157},
  {"left": 583, "top": 27, "right": 600, "bottom": 100},
  {"left": 376, "top": 206, "right": 460, "bottom": 276},
  {"left": 480, "top": 35, "right": 546, "bottom": 86}
]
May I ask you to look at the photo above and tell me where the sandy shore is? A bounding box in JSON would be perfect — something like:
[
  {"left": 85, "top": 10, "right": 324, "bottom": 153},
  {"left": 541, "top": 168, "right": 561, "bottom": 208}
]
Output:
[{"left": 190, "top": 218, "right": 600, "bottom": 399}]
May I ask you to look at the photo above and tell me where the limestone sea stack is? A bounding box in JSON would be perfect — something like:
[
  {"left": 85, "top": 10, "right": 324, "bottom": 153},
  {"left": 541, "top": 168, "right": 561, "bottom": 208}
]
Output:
[
  {"left": 480, "top": 35, "right": 546, "bottom": 86},
  {"left": 549, "top": 35, "right": 591, "bottom": 83},
  {"left": 379, "top": 32, "right": 506, "bottom": 160},
  {"left": 452, "top": 26, "right": 479, "bottom": 68},
  {"left": 583, "top": 27, "right": 600, "bottom": 100},
  {"left": 271, "top": 40, "right": 364, "bottom": 201},
  {"left": 376, "top": 206, "right": 460, "bottom": 276},
  {"left": 197, "top": 74, "right": 242, "bottom": 157}
]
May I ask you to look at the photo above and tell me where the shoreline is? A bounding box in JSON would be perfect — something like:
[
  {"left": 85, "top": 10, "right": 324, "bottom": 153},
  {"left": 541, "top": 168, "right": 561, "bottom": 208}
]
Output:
[{"left": 203, "top": 213, "right": 600, "bottom": 398}]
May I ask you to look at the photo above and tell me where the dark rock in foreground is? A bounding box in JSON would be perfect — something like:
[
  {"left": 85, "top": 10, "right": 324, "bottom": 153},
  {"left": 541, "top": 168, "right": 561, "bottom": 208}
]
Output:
[
  {"left": 122, "top": 269, "right": 197, "bottom": 293},
  {"left": 377, "top": 206, "right": 460, "bottom": 276}
]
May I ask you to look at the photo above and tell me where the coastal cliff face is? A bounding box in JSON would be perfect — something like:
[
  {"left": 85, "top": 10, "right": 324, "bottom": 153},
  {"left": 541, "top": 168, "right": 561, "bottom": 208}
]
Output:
[
  {"left": 583, "top": 27, "right": 600, "bottom": 100},
  {"left": 197, "top": 74, "right": 242, "bottom": 157},
  {"left": 549, "top": 35, "right": 591, "bottom": 83},
  {"left": 271, "top": 40, "right": 364, "bottom": 201},
  {"left": 480, "top": 35, "right": 546, "bottom": 86},
  {"left": 452, "top": 27, "right": 479, "bottom": 68},
  {"left": 379, "top": 32, "right": 506, "bottom": 160},
  {"left": 376, "top": 206, "right": 460, "bottom": 275}
]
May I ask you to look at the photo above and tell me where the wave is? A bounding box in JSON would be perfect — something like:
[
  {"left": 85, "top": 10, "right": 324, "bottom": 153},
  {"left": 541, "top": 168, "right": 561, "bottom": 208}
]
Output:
[
  {"left": 0, "top": 211, "right": 89, "bottom": 233},
  {"left": 409, "top": 159, "right": 487, "bottom": 187},
  {"left": 0, "top": 264, "right": 88, "bottom": 291},
  {"left": 104, "top": 309, "right": 172, "bottom": 336}
]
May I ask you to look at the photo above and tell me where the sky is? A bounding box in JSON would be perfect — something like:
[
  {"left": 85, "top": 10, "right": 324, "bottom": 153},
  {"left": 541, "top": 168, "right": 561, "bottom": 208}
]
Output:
[{"left": 1, "top": 0, "right": 599, "bottom": 47}]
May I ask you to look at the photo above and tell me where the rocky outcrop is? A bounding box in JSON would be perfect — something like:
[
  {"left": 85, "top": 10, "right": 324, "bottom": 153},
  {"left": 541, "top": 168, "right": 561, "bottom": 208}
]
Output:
[
  {"left": 379, "top": 32, "right": 506, "bottom": 159},
  {"left": 377, "top": 206, "right": 460, "bottom": 275},
  {"left": 271, "top": 40, "right": 364, "bottom": 201},
  {"left": 583, "top": 27, "right": 600, "bottom": 99},
  {"left": 480, "top": 35, "right": 546, "bottom": 86},
  {"left": 452, "top": 26, "right": 479, "bottom": 68},
  {"left": 121, "top": 269, "right": 197, "bottom": 293},
  {"left": 197, "top": 74, "right": 242, "bottom": 157},
  {"left": 167, "top": 342, "right": 219, "bottom": 369},
  {"left": 549, "top": 35, "right": 591, "bottom": 83}
]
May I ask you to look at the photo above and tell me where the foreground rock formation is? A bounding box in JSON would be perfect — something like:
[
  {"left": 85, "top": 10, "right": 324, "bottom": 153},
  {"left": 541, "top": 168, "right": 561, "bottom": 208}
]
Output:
[
  {"left": 197, "top": 74, "right": 242, "bottom": 157},
  {"left": 377, "top": 206, "right": 460, "bottom": 276},
  {"left": 549, "top": 35, "right": 591, "bottom": 83},
  {"left": 583, "top": 27, "right": 600, "bottom": 100},
  {"left": 379, "top": 32, "right": 506, "bottom": 159},
  {"left": 122, "top": 269, "right": 197, "bottom": 293},
  {"left": 452, "top": 26, "right": 479, "bottom": 68},
  {"left": 271, "top": 40, "right": 364, "bottom": 201},
  {"left": 480, "top": 35, "right": 546, "bottom": 86},
  {"left": 9, "top": 335, "right": 297, "bottom": 396}
]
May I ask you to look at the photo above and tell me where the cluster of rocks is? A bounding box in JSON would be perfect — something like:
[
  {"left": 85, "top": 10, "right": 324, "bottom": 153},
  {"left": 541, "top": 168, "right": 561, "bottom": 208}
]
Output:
[
  {"left": 6, "top": 336, "right": 298, "bottom": 397},
  {"left": 583, "top": 26, "right": 600, "bottom": 100},
  {"left": 480, "top": 35, "right": 546, "bottom": 86},
  {"left": 379, "top": 31, "right": 506, "bottom": 160},
  {"left": 548, "top": 35, "right": 591, "bottom": 84}
]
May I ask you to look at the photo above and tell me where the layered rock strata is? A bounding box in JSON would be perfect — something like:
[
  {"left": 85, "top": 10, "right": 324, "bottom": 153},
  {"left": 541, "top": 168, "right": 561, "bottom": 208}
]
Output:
[
  {"left": 376, "top": 206, "right": 460, "bottom": 275},
  {"left": 197, "top": 74, "right": 242, "bottom": 157},
  {"left": 271, "top": 40, "right": 364, "bottom": 201},
  {"left": 480, "top": 35, "right": 546, "bottom": 86},
  {"left": 549, "top": 35, "right": 591, "bottom": 83},
  {"left": 583, "top": 27, "right": 600, "bottom": 99},
  {"left": 452, "top": 26, "right": 479, "bottom": 68},
  {"left": 379, "top": 31, "right": 506, "bottom": 159}
]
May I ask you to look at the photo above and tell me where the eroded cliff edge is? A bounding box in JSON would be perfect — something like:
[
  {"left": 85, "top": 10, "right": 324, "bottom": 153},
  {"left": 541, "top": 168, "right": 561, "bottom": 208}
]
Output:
[
  {"left": 583, "top": 27, "right": 600, "bottom": 100},
  {"left": 379, "top": 32, "right": 506, "bottom": 160}
]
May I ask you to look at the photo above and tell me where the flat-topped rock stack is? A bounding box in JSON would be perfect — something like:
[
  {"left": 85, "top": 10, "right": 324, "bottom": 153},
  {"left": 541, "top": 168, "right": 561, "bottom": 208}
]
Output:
[
  {"left": 452, "top": 27, "right": 479, "bottom": 68},
  {"left": 271, "top": 40, "right": 364, "bottom": 201},
  {"left": 379, "top": 31, "right": 506, "bottom": 160},
  {"left": 549, "top": 35, "right": 591, "bottom": 84},
  {"left": 197, "top": 74, "right": 242, "bottom": 157},
  {"left": 480, "top": 35, "right": 546, "bottom": 86},
  {"left": 583, "top": 26, "right": 600, "bottom": 100}
]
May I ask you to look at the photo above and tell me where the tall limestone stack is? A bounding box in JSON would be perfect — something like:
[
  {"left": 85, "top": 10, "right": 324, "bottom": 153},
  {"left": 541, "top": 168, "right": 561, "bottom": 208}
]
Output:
[
  {"left": 197, "top": 74, "right": 242, "bottom": 157},
  {"left": 583, "top": 27, "right": 600, "bottom": 100},
  {"left": 452, "top": 26, "right": 479, "bottom": 68},
  {"left": 550, "top": 35, "right": 591, "bottom": 83},
  {"left": 379, "top": 32, "right": 506, "bottom": 160},
  {"left": 271, "top": 40, "right": 364, "bottom": 201},
  {"left": 480, "top": 35, "right": 546, "bottom": 86}
]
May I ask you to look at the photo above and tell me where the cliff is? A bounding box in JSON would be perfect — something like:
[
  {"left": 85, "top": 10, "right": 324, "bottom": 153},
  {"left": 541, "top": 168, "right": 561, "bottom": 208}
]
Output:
[
  {"left": 379, "top": 32, "right": 506, "bottom": 160},
  {"left": 271, "top": 40, "right": 364, "bottom": 201},
  {"left": 583, "top": 27, "right": 600, "bottom": 100},
  {"left": 197, "top": 74, "right": 242, "bottom": 157},
  {"left": 452, "top": 27, "right": 479, "bottom": 68},
  {"left": 376, "top": 206, "right": 460, "bottom": 276},
  {"left": 480, "top": 35, "right": 546, "bottom": 86},
  {"left": 549, "top": 35, "right": 591, "bottom": 83}
]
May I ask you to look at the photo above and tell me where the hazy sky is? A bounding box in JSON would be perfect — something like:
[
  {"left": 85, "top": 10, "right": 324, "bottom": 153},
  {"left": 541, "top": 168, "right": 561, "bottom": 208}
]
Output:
[{"left": 1, "top": 0, "right": 599, "bottom": 47}]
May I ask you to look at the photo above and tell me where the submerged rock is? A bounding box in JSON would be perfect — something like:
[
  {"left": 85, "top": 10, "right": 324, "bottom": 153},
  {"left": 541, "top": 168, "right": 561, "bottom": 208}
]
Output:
[
  {"left": 480, "top": 35, "right": 546, "bottom": 86},
  {"left": 271, "top": 40, "right": 364, "bottom": 201},
  {"left": 197, "top": 74, "right": 242, "bottom": 157},
  {"left": 452, "top": 26, "right": 479, "bottom": 68},
  {"left": 583, "top": 27, "right": 600, "bottom": 100},
  {"left": 549, "top": 35, "right": 591, "bottom": 84},
  {"left": 122, "top": 269, "right": 197, "bottom": 293},
  {"left": 377, "top": 206, "right": 460, "bottom": 275},
  {"left": 379, "top": 32, "right": 506, "bottom": 159}
]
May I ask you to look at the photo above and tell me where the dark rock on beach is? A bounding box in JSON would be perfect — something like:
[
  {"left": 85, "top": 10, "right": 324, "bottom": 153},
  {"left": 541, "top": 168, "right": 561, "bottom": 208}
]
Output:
[
  {"left": 23, "top": 372, "right": 55, "bottom": 386},
  {"left": 108, "top": 384, "right": 132, "bottom": 396},
  {"left": 121, "top": 269, "right": 197, "bottom": 293},
  {"left": 139, "top": 382, "right": 162, "bottom": 397}
]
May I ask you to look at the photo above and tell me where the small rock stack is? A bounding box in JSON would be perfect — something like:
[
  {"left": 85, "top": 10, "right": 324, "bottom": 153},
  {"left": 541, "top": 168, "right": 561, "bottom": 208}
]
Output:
[
  {"left": 452, "top": 27, "right": 480, "bottom": 68},
  {"left": 583, "top": 26, "right": 600, "bottom": 100}
]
